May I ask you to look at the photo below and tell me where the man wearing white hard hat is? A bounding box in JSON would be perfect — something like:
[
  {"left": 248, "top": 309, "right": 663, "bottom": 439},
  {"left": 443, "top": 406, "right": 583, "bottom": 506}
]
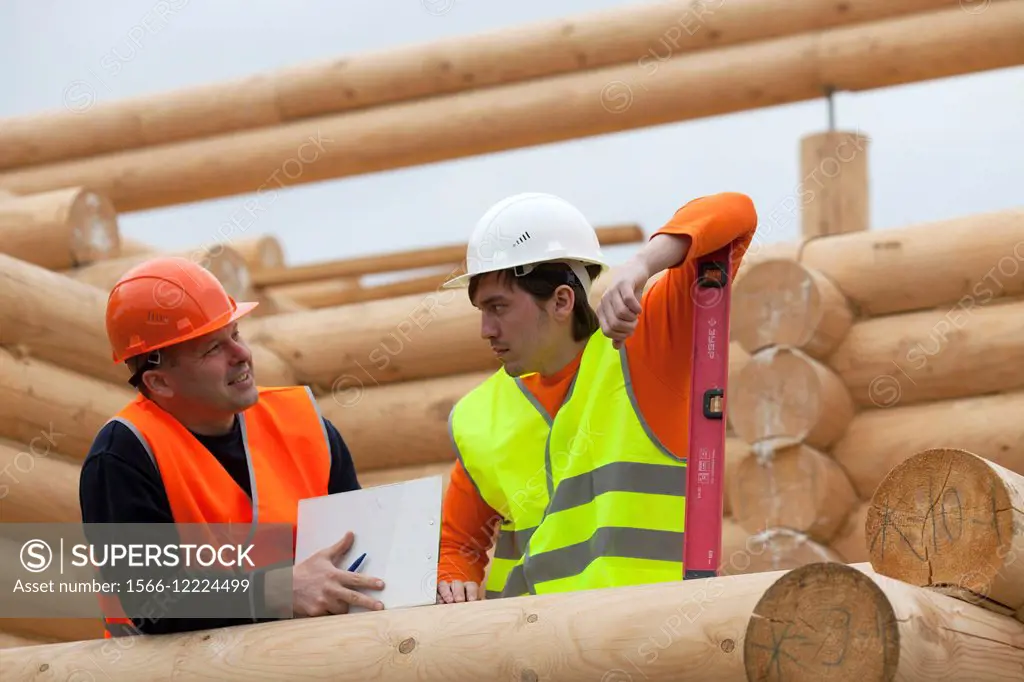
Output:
[{"left": 435, "top": 191, "right": 758, "bottom": 603}]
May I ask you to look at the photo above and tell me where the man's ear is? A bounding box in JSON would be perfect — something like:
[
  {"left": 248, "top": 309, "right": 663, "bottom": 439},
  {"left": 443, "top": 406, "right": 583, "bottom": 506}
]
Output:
[
  {"left": 141, "top": 369, "right": 174, "bottom": 398},
  {"left": 551, "top": 284, "right": 576, "bottom": 322}
]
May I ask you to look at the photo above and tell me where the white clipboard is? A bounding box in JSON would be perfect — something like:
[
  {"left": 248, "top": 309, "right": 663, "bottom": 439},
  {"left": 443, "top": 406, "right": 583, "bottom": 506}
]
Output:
[{"left": 295, "top": 475, "right": 442, "bottom": 612}]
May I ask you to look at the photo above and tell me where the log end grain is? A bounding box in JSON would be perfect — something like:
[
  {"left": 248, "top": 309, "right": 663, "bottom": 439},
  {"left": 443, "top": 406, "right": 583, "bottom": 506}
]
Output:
[
  {"left": 744, "top": 562, "right": 900, "bottom": 682},
  {"left": 867, "top": 447, "right": 1024, "bottom": 615},
  {"left": 729, "top": 346, "right": 855, "bottom": 449},
  {"left": 68, "top": 189, "right": 120, "bottom": 266},
  {"left": 731, "top": 258, "right": 852, "bottom": 358},
  {"left": 201, "top": 245, "right": 253, "bottom": 302},
  {"left": 730, "top": 442, "right": 857, "bottom": 543},
  {"left": 720, "top": 527, "right": 841, "bottom": 577}
]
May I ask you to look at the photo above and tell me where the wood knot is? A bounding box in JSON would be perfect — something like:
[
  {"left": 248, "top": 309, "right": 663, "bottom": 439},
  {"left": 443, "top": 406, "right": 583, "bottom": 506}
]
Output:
[
  {"left": 520, "top": 670, "right": 539, "bottom": 682},
  {"left": 39, "top": 664, "right": 49, "bottom": 672},
  {"left": 201, "top": 634, "right": 211, "bottom": 641},
  {"left": 526, "top": 613, "right": 538, "bottom": 623},
  {"left": 720, "top": 638, "right": 735, "bottom": 653},
  {"left": 398, "top": 637, "right": 416, "bottom": 654}
]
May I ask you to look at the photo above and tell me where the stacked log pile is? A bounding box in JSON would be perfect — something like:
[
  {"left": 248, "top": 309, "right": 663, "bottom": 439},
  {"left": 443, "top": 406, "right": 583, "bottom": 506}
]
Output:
[{"left": 729, "top": 206, "right": 1024, "bottom": 575}]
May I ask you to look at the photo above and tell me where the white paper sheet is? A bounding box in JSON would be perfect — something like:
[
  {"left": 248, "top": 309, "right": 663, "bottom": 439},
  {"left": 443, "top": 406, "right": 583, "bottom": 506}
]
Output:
[{"left": 295, "top": 475, "right": 442, "bottom": 612}]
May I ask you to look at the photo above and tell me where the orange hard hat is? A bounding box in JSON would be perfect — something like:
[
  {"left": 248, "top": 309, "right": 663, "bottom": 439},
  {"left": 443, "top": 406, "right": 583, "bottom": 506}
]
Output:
[{"left": 105, "top": 256, "right": 258, "bottom": 364}]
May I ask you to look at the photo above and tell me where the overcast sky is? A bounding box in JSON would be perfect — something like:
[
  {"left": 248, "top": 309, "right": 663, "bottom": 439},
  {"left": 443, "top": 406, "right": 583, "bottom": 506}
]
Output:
[{"left": 1, "top": 0, "right": 1022, "bottom": 270}]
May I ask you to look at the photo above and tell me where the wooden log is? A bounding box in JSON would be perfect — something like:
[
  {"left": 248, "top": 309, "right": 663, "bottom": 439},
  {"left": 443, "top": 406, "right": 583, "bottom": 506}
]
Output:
[
  {"left": 116, "top": 235, "right": 158, "bottom": 257},
  {"left": 255, "top": 224, "right": 642, "bottom": 286},
  {"left": 833, "top": 390, "right": 1024, "bottom": 500},
  {"left": 730, "top": 259, "right": 853, "bottom": 358},
  {"left": 0, "top": 252, "right": 129, "bottom": 385},
  {"left": 719, "top": 528, "right": 842, "bottom": 577},
  {"left": 253, "top": 289, "right": 307, "bottom": 316},
  {"left": 828, "top": 296, "right": 1024, "bottom": 410},
  {"left": 0, "top": 346, "right": 133, "bottom": 460},
  {"left": 229, "top": 234, "right": 285, "bottom": 271},
  {"left": 64, "top": 245, "right": 253, "bottom": 301},
  {"left": 728, "top": 346, "right": 855, "bottom": 449},
  {"left": 244, "top": 287, "right": 497, "bottom": 387},
  {"left": 248, "top": 343, "right": 297, "bottom": 388},
  {"left": 0, "top": 0, "right": 961, "bottom": 172},
  {"left": 867, "top": 447, "right": 1024, "bottom": 622},
  {"left": 801, "top": 207, "right": 1024, "bottom": 316},
  {"left": 4, "top": 3, "right": 1021, "bottom": 211},
  {"left": 733, "top": 240, "right": 800, "bottom": 284},
  {"left": 726, "top": 342, "right": 748, "bottom": 439},
  {"left": 318, "top": 371, "right": 490, "bottom": 471},
  {"left": 0, "top": 438, "right": 81, "bottom": 523},
  {"left": 729, "top": 441, "right": 858, "bottom": 543},
  {"left": 265, "top": 277, "right": 362, "bottom": 309},
  {"left": 268, "top": 268, "right": 461, "bottom": 309},
  {"left": 829, "top": 500, "right": 871, "bottom": 563},
  {"left": 744, "top": 561, "right": 1024, "bottom": 682},
  {"left": 799, "top": 130, "right": 870, "bottom": 238},
  {"left": 0, "top": 619, "right": 103, "bottom": 645},
  {"left": 1, "top": 564, "right": 809, "bottom": 682},
  {"left": 0, "top": 632, "right": 52, "bottom": 650},
  {"left": 0, "top": 187, "right": 120, "bottom": 269},
  {"left": 722, "top": 437, "right": 749, "bottom": 518}
]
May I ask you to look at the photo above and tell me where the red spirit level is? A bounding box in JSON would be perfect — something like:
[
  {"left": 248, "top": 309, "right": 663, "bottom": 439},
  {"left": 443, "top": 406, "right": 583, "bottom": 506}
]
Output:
[{"left": 684, "top": 243, "right": 733, "bottom": 580}]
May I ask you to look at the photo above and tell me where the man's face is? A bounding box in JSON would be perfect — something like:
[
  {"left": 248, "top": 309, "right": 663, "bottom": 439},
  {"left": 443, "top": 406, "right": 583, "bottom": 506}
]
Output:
[
  {"left": 155, "top": 322, "right": 258, "bottom": 413},
  {"left": 471, "top": 273, "right": 553, "bottom": 377}
]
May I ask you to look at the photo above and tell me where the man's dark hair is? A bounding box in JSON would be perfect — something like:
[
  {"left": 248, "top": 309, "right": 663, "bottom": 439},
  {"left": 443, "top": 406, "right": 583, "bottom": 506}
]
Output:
[
  {"left": 469, "top": 261, "right": 603, "bottom": 341},
  {"left": 126, "top": 349, "right": 178, "bottom": 396}
]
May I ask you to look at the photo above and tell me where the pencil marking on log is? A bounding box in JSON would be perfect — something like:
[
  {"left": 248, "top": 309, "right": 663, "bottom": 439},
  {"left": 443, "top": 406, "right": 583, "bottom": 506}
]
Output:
[
  {"left": 747, "top": 619, "right": 813, "bottom": 679},
  {"left": 869, "top": 501, "right": 926, "bottom": 562}
]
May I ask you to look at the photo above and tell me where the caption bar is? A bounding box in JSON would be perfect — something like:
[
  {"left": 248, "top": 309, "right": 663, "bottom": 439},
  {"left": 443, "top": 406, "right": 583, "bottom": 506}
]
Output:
[{"left": 1, "top": 523, "right": 295, "bottom": 621}]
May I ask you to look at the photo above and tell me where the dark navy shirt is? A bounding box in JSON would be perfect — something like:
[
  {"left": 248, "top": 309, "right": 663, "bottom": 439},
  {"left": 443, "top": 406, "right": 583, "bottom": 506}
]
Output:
[{"left": 79, "top": 415, "right": 360, "bottom": 635}]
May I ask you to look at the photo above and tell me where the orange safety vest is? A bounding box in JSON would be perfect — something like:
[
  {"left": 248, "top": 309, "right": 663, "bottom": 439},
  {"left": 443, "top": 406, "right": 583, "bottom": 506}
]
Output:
[{"left": 97, "top": 386, "right": 332, "bottom": 637}]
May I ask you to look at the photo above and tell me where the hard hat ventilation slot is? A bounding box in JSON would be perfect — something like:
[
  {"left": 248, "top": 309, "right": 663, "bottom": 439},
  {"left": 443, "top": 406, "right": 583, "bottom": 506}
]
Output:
[{"left": 512, "top": 231, "right": 531, "bottom": 247}]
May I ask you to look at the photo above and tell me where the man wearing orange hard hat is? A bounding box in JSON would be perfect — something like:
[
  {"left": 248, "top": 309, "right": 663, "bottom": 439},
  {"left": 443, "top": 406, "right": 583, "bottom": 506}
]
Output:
[{"left": 80, "top": 256, "right": 384, "bottom": 637}]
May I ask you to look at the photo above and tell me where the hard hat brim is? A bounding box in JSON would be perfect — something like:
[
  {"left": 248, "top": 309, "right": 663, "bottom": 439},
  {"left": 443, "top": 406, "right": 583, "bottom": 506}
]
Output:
[
  {"left": 441, "top": 272, "right": 473, "bottom": 289},
  {"left": 112, "top": 299, "right": 260, "bottom": 364}
]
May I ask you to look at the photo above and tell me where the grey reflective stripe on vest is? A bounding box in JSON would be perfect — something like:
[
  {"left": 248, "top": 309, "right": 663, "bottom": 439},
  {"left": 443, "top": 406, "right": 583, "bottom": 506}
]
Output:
[
  {"left": 105, "top": 621, "right": 138, "bottom": 637},
  {"left": 235, "top": 412, "right": 260, "bottom": 622},
  {"left": 546, "top": 461, "right": 686, "bottom": 516},
  {"left": 513, "top": 377, "right": 552, "bottom": 426},
  {"left": 303, "top": 385, "right": 332, "bottom": 472},
  {"left": 502, "top": 527, "right": 686, "bottom": 597},
  {"left": 494, "top": 526, "right": 537, "bottom": 561},
  {"left": 109, "top": 417, "right": 158, "bottom": 474}
]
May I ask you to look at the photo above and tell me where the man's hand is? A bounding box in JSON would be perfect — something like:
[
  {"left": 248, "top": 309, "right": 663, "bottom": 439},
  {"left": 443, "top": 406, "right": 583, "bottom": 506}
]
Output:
[
  {"left": 436, "top": 579, "right": 481, "bottom": 604},
  {"left": 288, "top": 531, "right": 385, "bottom": 617},
  {"left": 596, "top": 256, "right": 651, "bottom": 349}
]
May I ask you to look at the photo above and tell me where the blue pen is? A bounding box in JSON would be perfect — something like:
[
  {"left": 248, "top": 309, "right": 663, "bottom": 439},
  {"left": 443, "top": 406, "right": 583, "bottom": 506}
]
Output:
[{"left": 347, "top": 552, "right": 367, "bottom": 573}]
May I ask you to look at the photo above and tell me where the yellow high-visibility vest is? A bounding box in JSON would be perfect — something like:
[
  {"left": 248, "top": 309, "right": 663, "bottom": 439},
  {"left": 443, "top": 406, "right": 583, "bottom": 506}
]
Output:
[{"left": 449, "top": 330, "right": 688, "bottom": 598}]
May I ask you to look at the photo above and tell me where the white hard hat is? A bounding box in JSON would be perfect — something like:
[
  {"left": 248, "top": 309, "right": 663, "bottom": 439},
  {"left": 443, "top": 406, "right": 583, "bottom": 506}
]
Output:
[{"left": 443, "top": 192, "right": 609, "bottom": 292}]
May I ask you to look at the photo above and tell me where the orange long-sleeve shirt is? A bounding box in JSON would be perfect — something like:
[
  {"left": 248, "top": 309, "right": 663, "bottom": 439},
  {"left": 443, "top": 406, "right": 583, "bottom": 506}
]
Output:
[{"left": 438, "top": 192, "right": 758, "bottom": 584}]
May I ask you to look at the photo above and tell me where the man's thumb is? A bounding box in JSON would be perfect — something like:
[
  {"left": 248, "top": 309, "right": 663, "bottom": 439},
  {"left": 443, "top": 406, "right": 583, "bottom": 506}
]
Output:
[{"left": 325, "top": 531, "right": 354, "bottom": 562}]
